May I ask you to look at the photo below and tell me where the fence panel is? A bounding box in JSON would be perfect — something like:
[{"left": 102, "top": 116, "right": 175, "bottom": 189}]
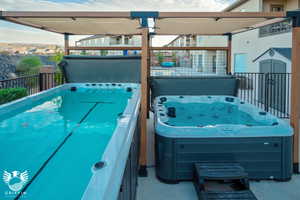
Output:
[
  {"left": 150, "top": 50, "right": 228, "bottom": 77},
  {"left": 0, "top": 71, "right": 290, "bottom": 118},
  {"left": 0, "top": 73, "right": 65, "bottom": 96},
  {"left": 0, "top": 74, "right": 40, "bottom": 95},
  {"left": 234, "top": 72, "right": 291, "bottom": 118}
]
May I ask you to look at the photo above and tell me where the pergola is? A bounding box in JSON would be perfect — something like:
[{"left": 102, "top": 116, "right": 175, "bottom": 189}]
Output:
[{"left": 1, "top": 10, "right": 299, "bottom": 173}]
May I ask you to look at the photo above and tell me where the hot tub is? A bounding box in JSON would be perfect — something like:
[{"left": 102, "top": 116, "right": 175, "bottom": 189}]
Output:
[
  {"left": 154, "top": 95, "right": 293, "bottom": 183},
  {"left": 0, "top": 83, "right": 140, "bottom": 200}
]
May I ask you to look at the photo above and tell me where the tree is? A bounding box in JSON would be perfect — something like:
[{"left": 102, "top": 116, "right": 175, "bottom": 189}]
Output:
[
  {"left": 157, "top": 52, "right": 164, "bottom": 64},
  {"left": 49, "top": 51, "right": 64, "bottom": 65},
  {"left": 100, "top": 50, "right": 108, "bottom": 56},
  {"left": 16, "top": 56, "right": 42, "bottom": 73},
  {"left": 80, "top": 50, "right": 87, "bottom": 56},
  {"left": 49, "top": 51, "right": 64, "bottom": 73}
]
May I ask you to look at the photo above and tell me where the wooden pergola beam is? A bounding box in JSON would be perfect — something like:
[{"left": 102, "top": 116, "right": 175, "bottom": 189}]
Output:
[
  {"left": 67, "top": 46, "right": 228, "bottom": 51},
  {"left": 68, "top": 46, "right": 142, "bottom": 51},
  {"left": 1, "top": 11, "right": 132, "bottom": 18},
  {"left": 1, "top": 11, "right": 285, "bottom": 19},
  {"left": 151, "top": 47, "right": 228, "bottom": 51},
  {"left": 158, "top": 12, "right": 286, "bottom": 18}
]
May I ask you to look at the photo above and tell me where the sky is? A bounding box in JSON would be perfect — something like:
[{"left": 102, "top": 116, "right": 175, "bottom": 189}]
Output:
[{"left": 0, "top": 0, "right": 235, "bottom": 46}]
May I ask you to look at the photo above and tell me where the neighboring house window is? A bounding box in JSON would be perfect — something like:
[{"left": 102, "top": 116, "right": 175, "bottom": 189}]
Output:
[
  {"left": 198, "top": 55, "right": 203, "bottom": 70},
  {"left": 91, "top": 39, "right": 96, "bottom": 46},
  {"left": 124, "top": 37, "right": 129, "bottom": 45},
  {"left": 270, "top": 4, "right": 284, "bottom": 12},
  {"left": 259, "top": 20, "right": 292, "bottom": 37},
  {"left": 180, "top": 38, "right": 184, "bottom": 46},
  {"left": 96, "top": 38, "right": 101, "bottom": 45},
  {"left": 116, "top": 37, "right": 121, "bottom": 44},
  {"left": 234, "top": 54, "right": 247, "bottom": 72},
  {"left": 186, "top": 37, "right": 191, "bottom": 46},
  {"left": 212, "top": 55, "right": 216, "bottom": 73}
]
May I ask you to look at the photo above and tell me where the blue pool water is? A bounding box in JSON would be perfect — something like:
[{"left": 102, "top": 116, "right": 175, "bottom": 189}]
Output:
[
  {"left": 164, "top": 101, "right": 271, "bottom": 127},
  {"left": 0, "top": 87, "right": 133, "bottom": 200}
]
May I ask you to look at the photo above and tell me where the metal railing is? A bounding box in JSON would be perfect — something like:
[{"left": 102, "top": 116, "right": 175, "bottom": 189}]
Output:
[
  {"left": 0, "top": 71, "right": 291, "bottom": 118},
  {"left": 0, "top": 73, "right": 65, "bottom": 96},
  {"left": 39, "top": 73, "right": 65, "bottom": 91},
  {"left": 150, "top": 50, "right": 228, "bottom": 77},
  {"left": 234, "top": 72, "right": 291, "bottom": 118}
]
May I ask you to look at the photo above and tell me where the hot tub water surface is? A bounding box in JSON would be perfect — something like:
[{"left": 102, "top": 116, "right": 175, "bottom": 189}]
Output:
[{"left": 163, "top": 101, "right": 272, "bottom": 127}]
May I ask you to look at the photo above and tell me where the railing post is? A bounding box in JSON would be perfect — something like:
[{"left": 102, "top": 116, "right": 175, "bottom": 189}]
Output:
[
  {"left": 39, "top": 66, "right": 55, "bottom": 91},
  {"left": 264, "top": 73, "right": 269, "bottom": 112},
  {"left": 226, "top": 33, "right": 232, "bottom": 74},
  {"left": 39, "top": 73, "right": 44, "bottom": 92},
  {"left": 64, "top": 33, "right": 70, "bottom": 55}
]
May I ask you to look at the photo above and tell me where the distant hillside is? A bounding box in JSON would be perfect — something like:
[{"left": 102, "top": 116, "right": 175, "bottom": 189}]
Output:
[
  {"left": 0, "top": 54, "right": 56, "bottom": 80},
  {"left": 0, "top": 43, "right": 62, "bottom": 55}
]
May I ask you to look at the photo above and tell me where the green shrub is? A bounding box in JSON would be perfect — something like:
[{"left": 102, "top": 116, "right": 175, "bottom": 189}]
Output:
[
  {"left": 157, "top": 52, "right": 164, "bottom": 64},
  {"left": 54, "top": 73, "right": 64, "bottom": 85},
  {"left": 0, "top": 88, "right": 28, "bottom": 105},
  {"left": 16, "top": 56, "right": 42, "bottom": 73},
  {"left": 49, "top": 51, "right": 64, "bottom": 65}
]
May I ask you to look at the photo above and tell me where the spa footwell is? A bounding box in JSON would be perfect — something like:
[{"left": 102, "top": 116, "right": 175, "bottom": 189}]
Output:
[{"left": 193, "top": 163, "right": 257, "bottom": 200}]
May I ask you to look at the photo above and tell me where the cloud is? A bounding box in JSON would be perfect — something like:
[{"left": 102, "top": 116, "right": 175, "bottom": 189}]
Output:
[
  {"left": 0, "top": 0, "right": 233, "bottom": 45},
  {"left": 0, "top": 26, "right": 63, "bottom": 44}
]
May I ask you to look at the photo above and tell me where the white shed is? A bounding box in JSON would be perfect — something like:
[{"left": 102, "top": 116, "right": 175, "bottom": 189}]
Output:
[{"left": 253, "top": 48, "right": 291, "bottom": 73}]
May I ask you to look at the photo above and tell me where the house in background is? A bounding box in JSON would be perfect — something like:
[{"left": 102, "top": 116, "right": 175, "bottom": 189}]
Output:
[
  {"left": 224, "top": 0, "right": 299, "bottom": 73},
  {"left": 224, "top": 0, "right": 297, "bottom": 115},
  {"left": 166, "top": 35, "right": 227, "bottom": 74},
  {"left": 75, "top": 35, "right": 141, "bottom": 56}
]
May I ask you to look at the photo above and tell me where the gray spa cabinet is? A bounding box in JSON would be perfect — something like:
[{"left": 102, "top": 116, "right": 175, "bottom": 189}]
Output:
[{"left": 154, "top": 96, "right": 293, "bottom": 183}]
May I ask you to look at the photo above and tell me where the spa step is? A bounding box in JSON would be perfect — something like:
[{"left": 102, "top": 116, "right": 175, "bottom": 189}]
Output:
[
  {"left": 194, "top": 163, "right": 249, "bottom": 182},
  {"left": 198, "top": 191, "right": 257, "bottom": 200},
  {"left": 193, "top": 163, "right": 257, "bottom": 200}
]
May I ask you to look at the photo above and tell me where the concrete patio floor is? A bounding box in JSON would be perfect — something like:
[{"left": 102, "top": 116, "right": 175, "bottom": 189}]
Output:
[
  {"left": 137, "top": 167, "right": 300, "bottom": 200},
  {"left": 139, "top": 112, "right": 300, "bottom": 200}
]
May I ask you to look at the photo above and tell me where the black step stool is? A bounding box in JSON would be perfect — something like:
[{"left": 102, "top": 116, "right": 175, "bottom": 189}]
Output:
[{"left": 194, "top": 163, "right": 257, "bottom": 200}]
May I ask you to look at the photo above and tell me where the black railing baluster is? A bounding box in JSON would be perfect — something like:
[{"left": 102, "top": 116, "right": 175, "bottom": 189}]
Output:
[
  {"left": 234, "top": 72, "right": 291, "bottom": 119},
  {"left": 0, "top": 73, "right": 64, "bottom": 102}
]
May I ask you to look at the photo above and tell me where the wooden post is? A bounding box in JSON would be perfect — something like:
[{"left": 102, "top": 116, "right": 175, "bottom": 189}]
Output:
[
  {"left": 139, "top": 27, "right": 149, "bottom": 176},
  {"left": 64, "top": 33, "right": 70, "bottom": 55},
  {"left": 147, "top": 35, "right": 151, "bottom": 117},
  {"left": 291, "top": 25, "right": 300, "bottom": 173},
  {"left": 39, "top": 66, "right": 55, "bottom": 91},
  {"left": 226, "top": 33, "right": 232, "bottom": 74}
]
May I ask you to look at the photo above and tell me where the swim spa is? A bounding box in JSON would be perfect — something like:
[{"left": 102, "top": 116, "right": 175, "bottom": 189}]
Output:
[
  {"left": 0, "top": 83, "right": 140, "bottom": 200},
  {"left": 154, "top": 95, "right": 293, "bottom": 183}
]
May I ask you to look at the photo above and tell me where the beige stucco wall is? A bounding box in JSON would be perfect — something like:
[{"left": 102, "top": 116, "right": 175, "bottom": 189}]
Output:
[
  {"left": 230, "top": 0, "right": 299, "bottom": 12},
  {"left": 197, "top": 36, "right": 227, "bottom": 47},
  {"left": 263, "top": 0, "right": 299, "bottom": 11},
  {"left": 231, "top": 0, "right": 262, "bottom": 11},
  {"left": 229, "top": 0, "right": 296, "bottom": 73},
  {"left": 286, "top": 0, "right": 300, "bottom": 10},
  {"left": 263, "top": 0, "right": 285, "bottom": 11}
]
